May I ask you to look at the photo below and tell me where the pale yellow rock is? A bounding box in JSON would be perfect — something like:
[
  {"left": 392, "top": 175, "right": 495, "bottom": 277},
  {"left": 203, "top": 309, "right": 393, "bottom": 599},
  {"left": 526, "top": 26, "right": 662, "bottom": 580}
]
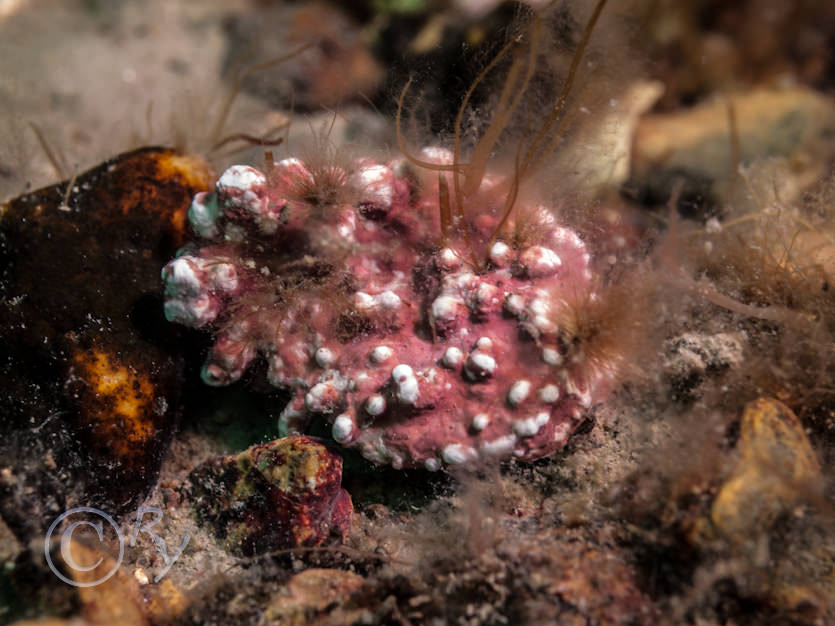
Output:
[
  {"left": 631, "top": 87, "right": 835, "bottom": 201},
  {"left": 711, "top": 397, "right": 821, "bottom": 544}
]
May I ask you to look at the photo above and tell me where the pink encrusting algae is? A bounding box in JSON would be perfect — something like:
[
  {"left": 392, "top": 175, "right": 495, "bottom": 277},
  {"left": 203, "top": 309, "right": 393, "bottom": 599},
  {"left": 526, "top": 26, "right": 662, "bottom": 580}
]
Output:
[{"left": 162, "top": 148, "right": 617, "bottom": 470}]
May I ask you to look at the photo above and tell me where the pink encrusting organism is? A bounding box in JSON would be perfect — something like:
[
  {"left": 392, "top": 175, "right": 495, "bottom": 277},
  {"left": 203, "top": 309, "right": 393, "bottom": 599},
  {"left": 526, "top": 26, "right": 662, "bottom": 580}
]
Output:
[
  {"left": 163, "top": 1, "right": 622, "bottom": 470},
  {"left": 162, "top": 147, "right": 619, "bottom": 470}
]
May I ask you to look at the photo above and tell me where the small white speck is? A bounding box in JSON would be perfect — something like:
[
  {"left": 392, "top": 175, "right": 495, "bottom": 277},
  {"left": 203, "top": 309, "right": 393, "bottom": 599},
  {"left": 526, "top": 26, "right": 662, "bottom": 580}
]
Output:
[
  {"left": 539, "top": 384, "right": 560, "bottom": 403},
  {"left": 353, "top": 292, "right": 375, "bottom": 308},
  {"left": 465, "top": 351, "right": 497, "bottom": 379},
  {"left": 438, "top": 247, "right": 462, "bottom": 270},
  {"left": 376, "top": 290, "right": 402, "bottom": 310},
  {"left": 489, "top": 241, "right": 511, "bottom": 266},
  {"left": 432, "top": 295, "right": 464, "bottom": 322},
  {"left": 365, "top": 394, "right": 386, "bottom": 416},
  {"left": 542, "top": 348, "right": 563, "bottom": 366},
  {"left": 425, "top": 458, "right": 441, "bottom": 471},
  {"left": 188, "top": 192, "right": 220, "bottom": 238},
  {"left": 315, "top": 347, "right": 335, "bottom": 368},
  {"left": 370, "top": 346, "right": 394, "bottom": 363},
  {"left": 476, "top": 337, "right": 492, "bottom": 350},
  {"left": 504, "top": 294, "right": 525, "bottom": 317},
  {"left": 471, "top": 413, "right": 489, "bottom": 431},
  {"left": 332, "top": 413, "right": 354, "bottom": 443},
  {"left": 441, "top": 347, "right": 463, "bottom": 368},
  {"left": 508, "top": 380, "right": 531, "bottom": 406}
]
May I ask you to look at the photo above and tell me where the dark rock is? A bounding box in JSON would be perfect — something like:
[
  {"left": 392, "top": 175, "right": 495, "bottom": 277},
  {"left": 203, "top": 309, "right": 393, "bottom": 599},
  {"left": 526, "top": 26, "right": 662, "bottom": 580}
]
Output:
[{"left": 0, "top": 147, "right": 212, "bottom": 538}]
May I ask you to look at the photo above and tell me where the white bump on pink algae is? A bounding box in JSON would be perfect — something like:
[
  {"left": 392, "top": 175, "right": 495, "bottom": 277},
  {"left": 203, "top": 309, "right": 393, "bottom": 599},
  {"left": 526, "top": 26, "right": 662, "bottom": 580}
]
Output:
[
  {"left": 314, "top": 347, "right": 335, "bottom": 368},
  {"left": 465, "top": 351, "right": 497, "bottom": 380},
  {"left": 392, "top": 364, "right": 419, "bottom": 405},
  {"left": 471, "top": 413, "right": 489, "bottom": 431},
  {"left": 480, "top": 434, "right": 517, "bottom": 456},
  {"left": 441, "top": 347, "right": 463, "bottom": 368},
  {"left": 513, "top": 412, "right": 550, "bottom": 437},
  {"left": 507, "top": 379, "right": 532, "bottom": 406},
  {"left": 503, "top": 293, "right": 525, "bottom": 317},
  {"left": 489, "top": 241, "right": 511, "bottom": 266},
  {"left": 376, "top": 290, "right": 402, "bottom": 310},
  {"left": 164, "top": 257, "right": 203, "bottom": 294},
  {"left": 188, "top": 192, "right": 220, "bottom": 238},
  {"left": 438, "top": 247, "right": 462, "bottom": 271},
  {"left": 217, "top": 165, "right": 265, "bottom": 194},
  {"left": 365, "top": 394, "right": 386, "bottom": 416},
  {"left": 369, "top": 346, "right": 394, "bottom": 364},
  {"left": 424, "top": 458, "right": 441, "bottom": 471},
  {"left": 542, "top": 348, "right": 563, "bottom": 366},
  {"left": 454, "top": 272, "right": 477, "bottom": 290},
  {"left": 431, "top": 295, "right": 464, "bottom": 322},
  {"left": 442, "top": 444, "right": 475, "bottom": 465},
  {"left": 476, "top": 337, "right": 493, "bottom": 350},
  {"left": 332, "top": 413, "right": 354, "bottom": 443},
  {"left": 352, "top": 163, "right": 394, "bottom": 209},
  {"left": 474, "top": 282, "right": 499, "bottom": 308},
  {"left": 539, "top": 384, "right": 560, "bottom": 403},
  {"left": 305, "top": 375, "right": 348, "bottom": 412},
  {"left": 353, "top": 291, "right": 375, "bottom": 308},
  {"left": 521, "top": 246, "right": 562, "bottom": 278}
]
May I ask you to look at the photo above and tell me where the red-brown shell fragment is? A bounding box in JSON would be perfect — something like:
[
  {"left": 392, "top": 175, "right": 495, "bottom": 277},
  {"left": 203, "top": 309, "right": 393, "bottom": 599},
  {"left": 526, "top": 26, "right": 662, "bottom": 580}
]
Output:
[{"left": 189, "top": 435, "right": 353, "bottom": 556}]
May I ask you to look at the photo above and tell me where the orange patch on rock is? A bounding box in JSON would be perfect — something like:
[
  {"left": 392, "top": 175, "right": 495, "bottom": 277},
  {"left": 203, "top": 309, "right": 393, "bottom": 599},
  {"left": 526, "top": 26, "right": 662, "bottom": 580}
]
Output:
[{"left": 72, "top": 348, "right": 157, "bottom": 459}]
